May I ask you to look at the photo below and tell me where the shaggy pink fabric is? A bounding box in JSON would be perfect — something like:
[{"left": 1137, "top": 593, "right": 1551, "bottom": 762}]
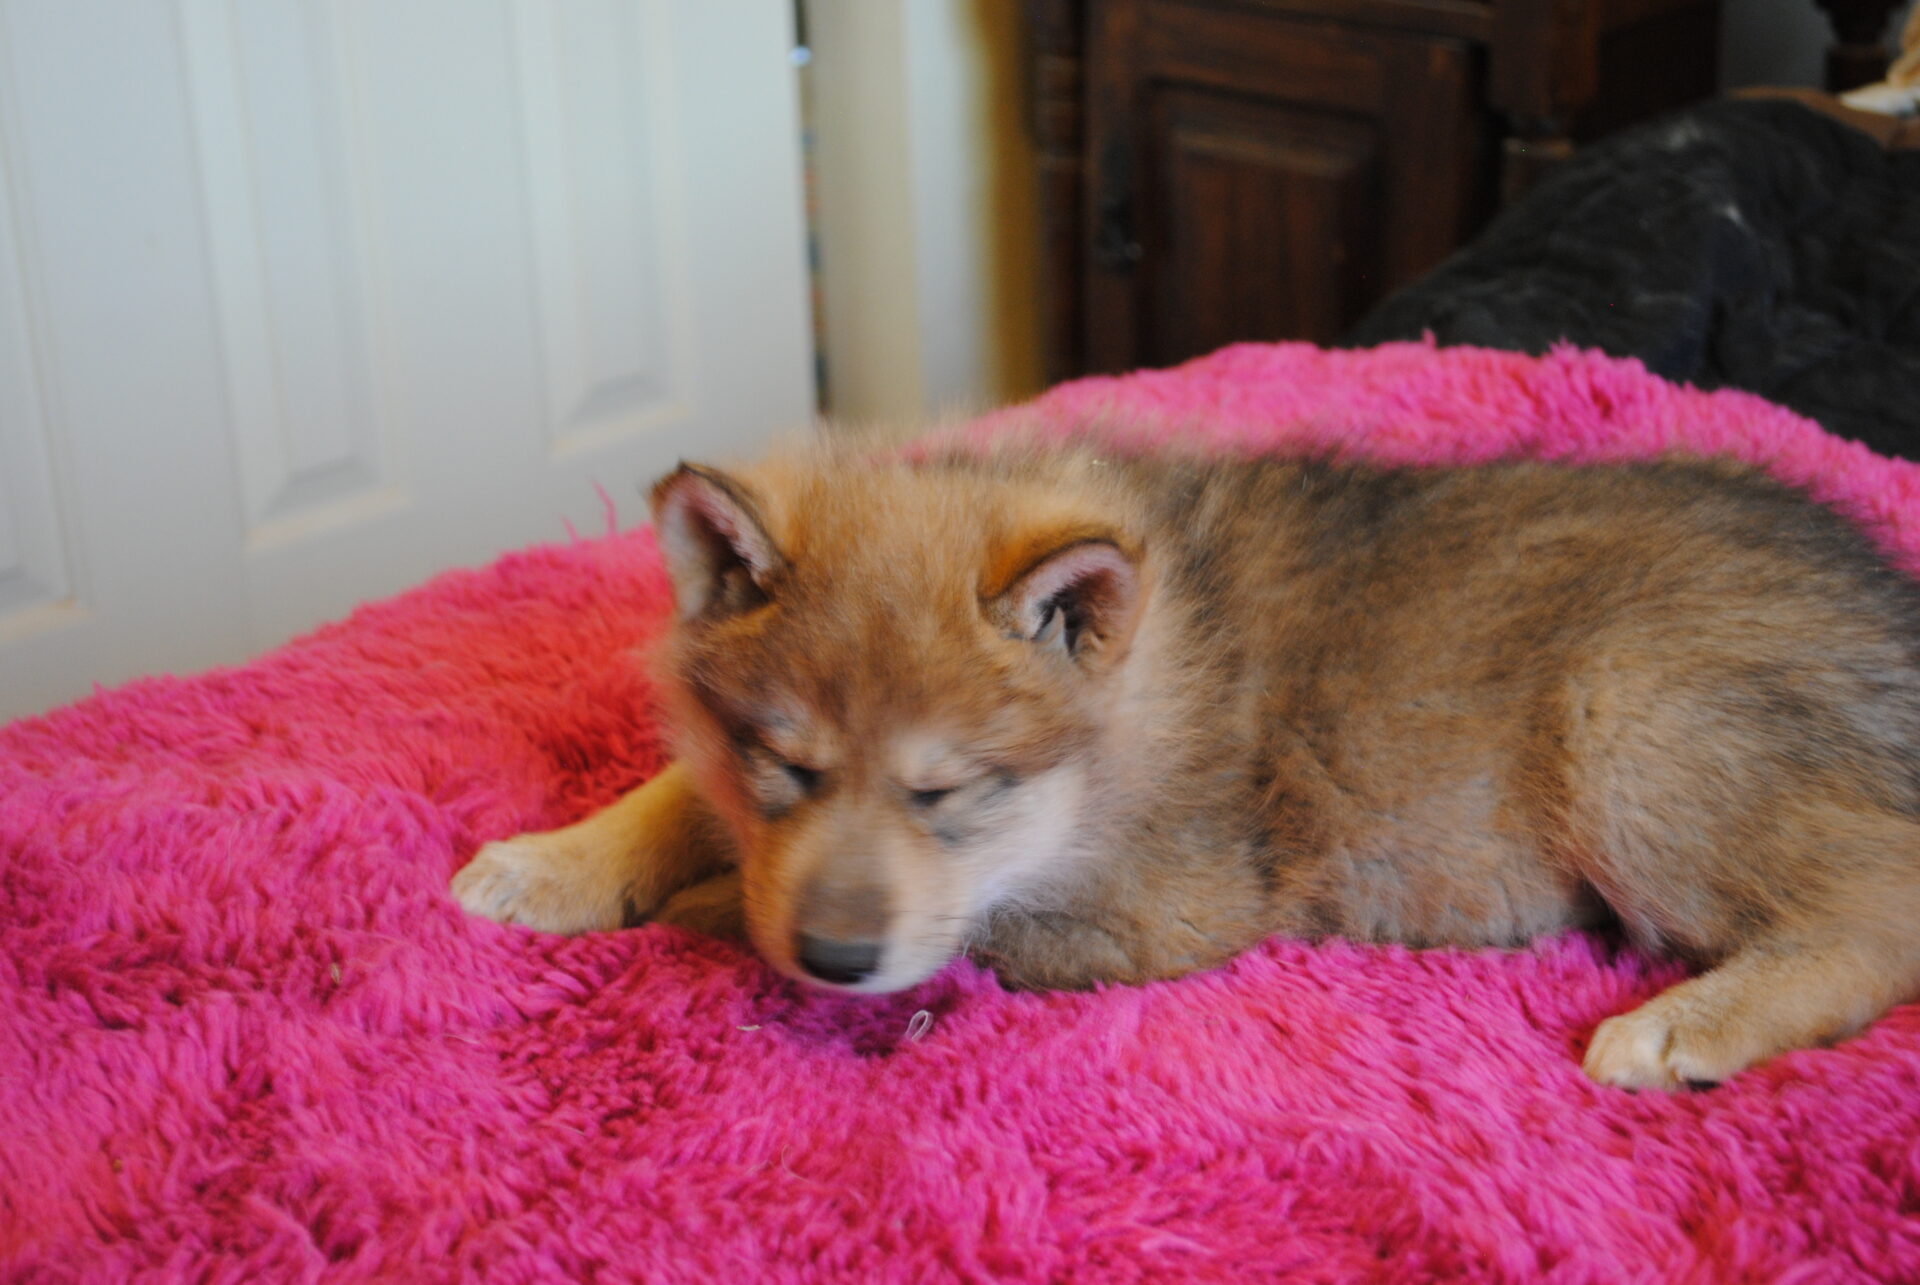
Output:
[{"left": 7, "top": 340, "right": 1920, "bottom": 1283}]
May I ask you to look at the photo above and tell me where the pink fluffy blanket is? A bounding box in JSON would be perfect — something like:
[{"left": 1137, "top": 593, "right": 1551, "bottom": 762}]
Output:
[{"left": 8, "top": 341, "right": 1920, "bottom": 1283}]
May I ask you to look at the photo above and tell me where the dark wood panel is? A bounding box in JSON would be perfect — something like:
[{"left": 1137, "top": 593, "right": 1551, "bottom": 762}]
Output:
[
  {"left": 1026, "top": 0, "right": 1088, "bottom": 384},
  {"left": 1203, "top": 0, "right": 1493, "bottom": 40},
  {"left": 1080, "top": 0, "right": 1147, "bottom": 372},
  {"left": 1578, "top": 5, "right": 1720, "bottom": 141},
  {"left": 1377, "top": 33, "right": 1487, "bottom": 281},
  {"left": 1027, "top": 0, "right": 1728, "bottom": 381},
  {"left": 1080, "top": 2, "right": 1486, "bottom": 372},
  {"left": 1145, "top": 90, "right": 1384, "bottom": 361},
  {"left": 1140, "top": 0, "right": 1395, "bottom": 114}
]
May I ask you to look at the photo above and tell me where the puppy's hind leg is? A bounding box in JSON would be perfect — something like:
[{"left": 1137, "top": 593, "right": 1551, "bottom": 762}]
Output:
[
  {"left": 1583, "top": 937, "right": 1912, "bottom": 1090},
  {"left": 1583, "top": 807, "right": 1920, "bottom": 1090}
]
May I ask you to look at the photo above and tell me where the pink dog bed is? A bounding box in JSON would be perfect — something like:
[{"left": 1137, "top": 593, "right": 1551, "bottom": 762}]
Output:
[{"left": 7, "top": 341, "right": 1920, "bottom": 1282}]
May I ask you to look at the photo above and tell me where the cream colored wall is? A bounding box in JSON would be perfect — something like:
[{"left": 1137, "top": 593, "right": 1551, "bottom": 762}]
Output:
[
  {"left": 1723, "top": 0, "right": 1831, "bottom": 86},
  {"left": 806, "top": 0, "right": 1042, "bottom": 425},
  {"left": 1722, "top": 0, "right": 1914, "bottom": 88}
]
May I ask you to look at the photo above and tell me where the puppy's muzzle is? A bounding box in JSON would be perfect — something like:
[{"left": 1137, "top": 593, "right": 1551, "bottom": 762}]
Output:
[
  {"left": 792, "top": 877, "right": 892, "bottom": 986},
  {"left": 794, "top": 933, "right": 884, "bottom": 985}
]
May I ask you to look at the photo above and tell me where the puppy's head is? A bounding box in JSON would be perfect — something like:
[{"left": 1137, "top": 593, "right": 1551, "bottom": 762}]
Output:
[{"left": 648, "top": 452, "right": 1145, "bottom": 992}]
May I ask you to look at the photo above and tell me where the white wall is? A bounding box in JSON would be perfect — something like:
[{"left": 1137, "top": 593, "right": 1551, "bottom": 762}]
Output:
[{"left": 804, "top": 0, "right": 1040, "bottom": 424}]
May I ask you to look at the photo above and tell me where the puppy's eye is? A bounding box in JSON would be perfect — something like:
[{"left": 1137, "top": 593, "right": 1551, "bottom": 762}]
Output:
[
  {"left": 909, "top": 786, "right": 955, "bottom": 809},
  {"left": 781, "top": 761, "right": 822, "bottom": 794}
]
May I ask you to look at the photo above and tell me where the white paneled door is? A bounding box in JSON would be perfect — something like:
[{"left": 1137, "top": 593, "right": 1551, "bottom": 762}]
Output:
[{"left": 0, "top": 1, "right": 815, "bottom": 722}]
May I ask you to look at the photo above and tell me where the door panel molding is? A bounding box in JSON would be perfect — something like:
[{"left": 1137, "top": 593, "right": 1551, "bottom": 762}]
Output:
[
  {"left": 510, "top": 0, "right": 693, "bottom": 459},
  {"left": 0, "top": 17, "right": 78, "bottom": 638},
  {"left": 178, "top": 0, "right": 402, "bottom": 550}
]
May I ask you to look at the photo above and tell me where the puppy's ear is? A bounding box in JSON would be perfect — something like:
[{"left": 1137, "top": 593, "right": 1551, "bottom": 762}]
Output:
[
  {"left": 990, "top": 538, "right": 1143, "bottom": 671},
  {"left": 649, "top": 464, "right": 785, "bottom": 620}
]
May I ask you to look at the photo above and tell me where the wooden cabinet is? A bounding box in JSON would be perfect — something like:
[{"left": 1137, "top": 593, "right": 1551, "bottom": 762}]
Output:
[{"left": 1028, "top": 0, "right": 1724, "bottom": 380}]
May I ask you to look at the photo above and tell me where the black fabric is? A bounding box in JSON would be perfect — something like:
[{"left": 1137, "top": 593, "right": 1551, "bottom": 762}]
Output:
[{"left": 1346, "top": 99, "right": 1920, "bottom": 460}]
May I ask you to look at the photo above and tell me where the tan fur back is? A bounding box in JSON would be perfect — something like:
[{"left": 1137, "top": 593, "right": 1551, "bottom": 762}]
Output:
[{"left": 654, "top": 436, "right": 1920, "bottom": 1017}]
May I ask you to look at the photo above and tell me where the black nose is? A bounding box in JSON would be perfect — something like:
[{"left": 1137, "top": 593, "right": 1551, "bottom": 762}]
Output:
[{"left": 795, "top": 933, "right": 883, "bottom": 985}]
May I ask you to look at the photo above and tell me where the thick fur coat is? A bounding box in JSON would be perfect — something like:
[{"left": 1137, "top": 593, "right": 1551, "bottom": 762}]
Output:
[{"left": 456, "top": 435, "right": 1920, "bottom": 1090}]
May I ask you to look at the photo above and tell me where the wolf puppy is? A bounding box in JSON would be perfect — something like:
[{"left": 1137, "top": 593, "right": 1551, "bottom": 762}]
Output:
[{"left": 453, "top": 438, "right": 1920, "bottom": 1090}]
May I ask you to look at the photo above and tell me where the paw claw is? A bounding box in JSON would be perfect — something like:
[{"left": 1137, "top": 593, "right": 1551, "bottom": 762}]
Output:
[
  {"left": 1583, "top": 1010, "right": 1681, "bottom": 1091},
  {"left": 451, "top": 835, "right": 627, "bottom": 936},
  {"left": 1582, "top": 1003, "right": 1740, "bottom": 1091}
]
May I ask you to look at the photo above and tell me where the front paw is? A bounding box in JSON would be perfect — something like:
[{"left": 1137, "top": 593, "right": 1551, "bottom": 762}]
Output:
[
  {"left": 451, "top": 833, "right": 630, "bottom": 935},
  {"left": 651, "top": 871, "right": 748, "bottom": 942}
]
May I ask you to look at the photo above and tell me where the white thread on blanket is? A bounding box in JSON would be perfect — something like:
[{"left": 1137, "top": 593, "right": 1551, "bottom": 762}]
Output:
[{"left": 906, "top": 1010, "right": 933, "bottom": 1041}]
